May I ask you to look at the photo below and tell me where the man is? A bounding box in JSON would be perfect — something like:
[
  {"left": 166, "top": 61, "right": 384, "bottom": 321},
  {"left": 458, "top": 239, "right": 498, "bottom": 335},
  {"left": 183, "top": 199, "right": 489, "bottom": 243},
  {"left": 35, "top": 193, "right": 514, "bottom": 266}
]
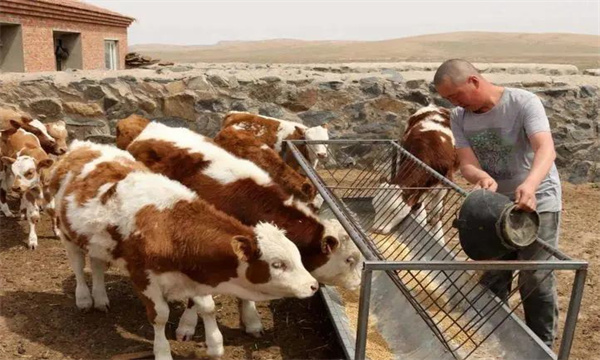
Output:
[{"left": 434, "top": 59, "right": 561, "bottom": 347}]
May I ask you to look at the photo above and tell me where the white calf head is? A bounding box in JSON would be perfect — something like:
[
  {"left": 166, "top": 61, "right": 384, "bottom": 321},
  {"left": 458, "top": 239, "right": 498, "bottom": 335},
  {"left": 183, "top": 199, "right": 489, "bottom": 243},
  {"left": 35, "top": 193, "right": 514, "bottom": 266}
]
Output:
[
  {"left": 310, "top": 218, "right": 363, "bottom": 290},
  {"left": 45, "top": 120, "right": 68, "bottom": 155},
  {"left": 372, "top": 183, "right": 411, "bottom": 234},
  {"left": 304, "top": 124, "right": 329, "bottom": 159},
  {"left": 1, "top": 155, "right": 53, "bottom": 194},
  {"left": 233, "top": 222, "right": 318, "bottom": 299}
]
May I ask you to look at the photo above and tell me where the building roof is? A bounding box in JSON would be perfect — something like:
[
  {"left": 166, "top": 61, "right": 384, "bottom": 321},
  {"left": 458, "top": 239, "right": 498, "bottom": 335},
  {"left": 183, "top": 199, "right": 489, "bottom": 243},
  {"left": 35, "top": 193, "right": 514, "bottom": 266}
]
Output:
[{"left": 0, "top": 0, "right": 135, "bottom": 27}]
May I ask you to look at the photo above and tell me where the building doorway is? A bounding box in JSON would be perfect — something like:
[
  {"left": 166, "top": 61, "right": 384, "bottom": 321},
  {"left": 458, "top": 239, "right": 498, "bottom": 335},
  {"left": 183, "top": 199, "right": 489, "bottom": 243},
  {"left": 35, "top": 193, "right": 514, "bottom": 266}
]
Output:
[
  {"left": 0, "top": 23, "right": 25, "bottom": 73},
  {"left": 53, "top": 31, "right": 82, "bottom": 71}
]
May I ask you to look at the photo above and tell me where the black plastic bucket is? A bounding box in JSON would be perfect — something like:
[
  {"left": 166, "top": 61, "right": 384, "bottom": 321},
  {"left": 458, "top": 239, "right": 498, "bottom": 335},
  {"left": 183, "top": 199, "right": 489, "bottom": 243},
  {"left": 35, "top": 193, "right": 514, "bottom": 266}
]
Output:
[{"left": 453, "top": 189, "right": 540, "bottom": 260}]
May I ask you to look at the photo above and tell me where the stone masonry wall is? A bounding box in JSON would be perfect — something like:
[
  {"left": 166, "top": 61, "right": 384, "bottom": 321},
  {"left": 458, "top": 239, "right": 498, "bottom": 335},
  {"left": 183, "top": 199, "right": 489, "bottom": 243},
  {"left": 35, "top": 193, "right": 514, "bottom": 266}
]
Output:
[{"left": 0, "top": 62, "right": 598, "bottom": 183}]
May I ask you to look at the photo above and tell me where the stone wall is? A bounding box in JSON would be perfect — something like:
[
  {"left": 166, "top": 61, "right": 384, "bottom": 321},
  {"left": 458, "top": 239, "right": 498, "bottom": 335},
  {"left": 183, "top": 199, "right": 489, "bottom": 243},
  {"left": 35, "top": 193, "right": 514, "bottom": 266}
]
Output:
[{"left": 0, "top": 63, "right": 598, "bottom": 183}]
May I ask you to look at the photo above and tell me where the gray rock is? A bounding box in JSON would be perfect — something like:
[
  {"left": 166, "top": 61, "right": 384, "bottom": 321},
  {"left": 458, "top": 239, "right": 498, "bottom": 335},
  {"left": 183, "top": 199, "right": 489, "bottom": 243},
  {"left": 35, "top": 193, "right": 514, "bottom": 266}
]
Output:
[
  {"left": 28, "top": 98, "right": 63, "bottom": 117},
  {"left": 359, "top": 77, "right": 383, "bottom": 97},
  {"left": 100, "top": 78, "right": 117, "bottom": 85},
  {"left": 353, "top": 123, "right": 396, "bottom": 134},
  {"left": 118, "top": 75, "right": 138, "bottom": 83},
  {"left": 207, "top": 74, "right": 230, "bottom": 88},
  {"left": 85, "top": 134, "right": 116, "bottom": 144},
  {"left": 381, "top": 69, "right": 404, "bottom": 83},
  {"left": 298, "top": 110, "right": 338, "bottom": 126},
  {"left": 195, "top": 112, "right": 223, "bottom": 137},
  {"left": 168, "top": 65, "right": 194, "bottom": 73},
  {"left": 187, "top": 76, "right": 214, "bottom": 92},
  {"left": 580, "top": 85, "right": 598, "bottom": 98},
  {"left": 403, "top": 90, "right": 430, "bottom": 106},
  {"left": 151, "top": 116, "right": 195, "bottom": 130},
  {"left": 319, "top": 81, "right": 344, "bottom": 91},
  {"left": 230, "top": 101, "right": 249, "bottom": 111},
  {"left": 162, "top": 91, "right": 197, "bottom": 121},
  {"left": 83, "top": 85, "right": 107, "bottom": 100},
  {"left": 568, "top": 161, "right": 594, "bottom": 184},
  {"left": 541, "top": 87, "right": 576, "bottom": 98},
  {"left": 260, "top": 76, "right": 282, "bottom": 83},
  {"left": 406, "top": 79, "right": 426, "bottom": 89},
  {"left": 433, "top": 97, "right": 453, "bottom": 108},
  {"left": 103, "top": 95, "right": 119, "bottom": 111},
  {"left": 343, "top": 101, "right": 367, "bottom": 122},
  {"left": 258, "top": 103, "right": 284, "bottom": 118},
  {"left": 195, "top": 98, "right": 226, "bottom": 113}
]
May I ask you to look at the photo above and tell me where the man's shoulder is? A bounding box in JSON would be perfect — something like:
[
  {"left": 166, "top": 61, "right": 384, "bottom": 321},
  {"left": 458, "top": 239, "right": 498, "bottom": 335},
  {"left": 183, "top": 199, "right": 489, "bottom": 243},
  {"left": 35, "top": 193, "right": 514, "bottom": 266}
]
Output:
[{"left": 504, "top": 87, "right": 539, "bottom": 105}]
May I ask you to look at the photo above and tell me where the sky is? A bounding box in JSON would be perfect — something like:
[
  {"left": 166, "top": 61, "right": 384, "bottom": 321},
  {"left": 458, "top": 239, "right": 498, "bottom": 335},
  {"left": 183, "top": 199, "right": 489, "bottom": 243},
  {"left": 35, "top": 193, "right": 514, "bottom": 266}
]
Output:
[{"left": 86, "top": 0, "right": 600, "bottom": 46}]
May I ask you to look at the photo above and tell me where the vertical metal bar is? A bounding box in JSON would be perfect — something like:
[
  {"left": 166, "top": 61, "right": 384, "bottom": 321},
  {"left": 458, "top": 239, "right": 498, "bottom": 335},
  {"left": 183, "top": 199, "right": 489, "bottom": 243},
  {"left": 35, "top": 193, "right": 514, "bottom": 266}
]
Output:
[
  {"left": 355, "top": 267, "right": 373, "bottom": 360},
  {"left": 391, "top": 145, "right": 398, "bottom": 181},
  {"left": 558, "top": 269, "right": 588, "bottom": 360}
]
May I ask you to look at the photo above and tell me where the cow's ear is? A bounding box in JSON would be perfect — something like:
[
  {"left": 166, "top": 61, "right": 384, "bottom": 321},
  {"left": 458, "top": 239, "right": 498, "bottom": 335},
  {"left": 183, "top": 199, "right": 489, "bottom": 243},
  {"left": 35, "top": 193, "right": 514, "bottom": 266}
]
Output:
[
  {"left": 1, "top": 156, "right": 16, "bottom": 165},
  {"left": 321, "top": 123, "right": 329, "bottom": 129},
  {"left": 37, "top": 158, "right": 54, "bottom": 171},
  {"left": 301, "top": 181, "right": 314, "bottom": 198},
  {"left": 321, "top": 235, "right": 340, "bottom": 255},
  {"left": 21, "top": 116, "right": 33, "bottom": 124},
  {"left": 9, "top": 119, "right": 23, "bottom": 130},
  {"left": 2, "top": 127, "right": 18, "bottom": 136},
  {"left": 232, "top": 235, "right": 261, "bottom": 262}
]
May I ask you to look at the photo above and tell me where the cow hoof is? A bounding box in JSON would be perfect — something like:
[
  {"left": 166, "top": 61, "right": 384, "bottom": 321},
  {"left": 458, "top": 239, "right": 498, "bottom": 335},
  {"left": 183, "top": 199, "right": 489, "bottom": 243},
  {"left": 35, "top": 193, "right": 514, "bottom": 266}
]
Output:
[
  {"left": 28, "top": 242, "right": 38, "bottom": 250},
  {"left": 76, "top": 291, "right": 93, "bottom": 311},
  {"left": 94, "top": 302, "right": 110, "bottom": 313},
  {"left": 176, "top": 327, "right": 195, "bottom": 342},
  {"left": 206, "top": 345, "right": 224, "bottom": 358},
  {"left": 245, "top": 325, "right": 264, "bottom": 338}
]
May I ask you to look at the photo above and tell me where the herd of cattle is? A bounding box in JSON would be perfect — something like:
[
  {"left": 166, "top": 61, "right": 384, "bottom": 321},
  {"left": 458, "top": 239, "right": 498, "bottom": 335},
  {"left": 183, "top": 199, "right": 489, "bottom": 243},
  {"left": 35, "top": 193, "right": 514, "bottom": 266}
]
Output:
[{"left": 0, "top": 105, "right": 455, "bottom": 360}]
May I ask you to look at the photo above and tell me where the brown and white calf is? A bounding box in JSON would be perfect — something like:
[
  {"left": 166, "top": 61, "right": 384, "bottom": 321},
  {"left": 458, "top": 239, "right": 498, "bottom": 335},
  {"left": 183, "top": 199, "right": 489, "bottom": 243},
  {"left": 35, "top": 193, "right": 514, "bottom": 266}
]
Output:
[
  {"left": 118, "top": 121, "right": 362, "bottom": 339},
  {"left": 372, "top": 105, "right": 457, "bottom": 244},
  {"left": 222, "top": 111, "right": 330, "bottom": 170},
  {"left": 1, "top": 127, "right": 54, "bottom": 249},
  {"left": 214, "top": 125, "right": 317, "bottom": 205},
  {"left": 11, "top": 117, "right": 69, "bottom": 156},
  {"left": 48, "top": 140, "right": 318, "bottom": 360}
]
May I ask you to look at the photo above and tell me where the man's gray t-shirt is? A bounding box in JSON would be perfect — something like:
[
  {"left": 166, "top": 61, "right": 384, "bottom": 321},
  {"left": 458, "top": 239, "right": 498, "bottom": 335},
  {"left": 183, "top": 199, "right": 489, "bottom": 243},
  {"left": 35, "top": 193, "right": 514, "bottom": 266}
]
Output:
[{"left": 451, "top": 87, "right": 562, "bottom": 212}]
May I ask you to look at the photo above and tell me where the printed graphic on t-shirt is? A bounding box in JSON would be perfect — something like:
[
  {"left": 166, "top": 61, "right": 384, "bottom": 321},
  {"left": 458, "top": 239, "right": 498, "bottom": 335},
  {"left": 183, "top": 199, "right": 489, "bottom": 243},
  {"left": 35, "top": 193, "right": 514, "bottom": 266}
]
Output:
[{"left": 466, "top": 128, "right": 514, "bottom": 180}]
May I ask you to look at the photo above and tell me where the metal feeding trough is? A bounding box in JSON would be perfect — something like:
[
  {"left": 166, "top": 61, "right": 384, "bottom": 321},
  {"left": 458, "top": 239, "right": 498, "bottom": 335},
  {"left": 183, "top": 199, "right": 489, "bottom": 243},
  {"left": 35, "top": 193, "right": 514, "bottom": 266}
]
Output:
[{"left": 284, "top": 139, "right": 587, "bottom": 360}]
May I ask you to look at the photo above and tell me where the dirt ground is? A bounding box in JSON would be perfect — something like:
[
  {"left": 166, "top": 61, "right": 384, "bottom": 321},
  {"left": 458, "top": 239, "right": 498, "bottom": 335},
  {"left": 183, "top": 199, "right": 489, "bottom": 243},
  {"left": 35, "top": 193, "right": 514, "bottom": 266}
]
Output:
[
  {"left": 1, "top": 182, "right": 598, "bottom": 360},
  {"left": 0, "top": 197, "right": 343, "bottom": 360}
]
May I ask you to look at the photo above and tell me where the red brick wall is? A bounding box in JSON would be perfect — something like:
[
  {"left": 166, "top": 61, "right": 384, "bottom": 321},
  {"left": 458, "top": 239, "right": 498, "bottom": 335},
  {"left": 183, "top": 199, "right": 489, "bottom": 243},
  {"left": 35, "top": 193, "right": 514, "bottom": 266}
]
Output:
[{"left": 0, "top": 14, "right": 128, "bottom": 72}]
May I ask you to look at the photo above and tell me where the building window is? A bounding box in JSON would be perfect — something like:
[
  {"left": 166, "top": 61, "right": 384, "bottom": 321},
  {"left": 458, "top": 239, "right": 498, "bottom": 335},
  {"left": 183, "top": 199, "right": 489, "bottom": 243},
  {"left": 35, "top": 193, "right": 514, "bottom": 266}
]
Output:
[{"left": 105, "top": 40, "right": 118, "bottom": 70}]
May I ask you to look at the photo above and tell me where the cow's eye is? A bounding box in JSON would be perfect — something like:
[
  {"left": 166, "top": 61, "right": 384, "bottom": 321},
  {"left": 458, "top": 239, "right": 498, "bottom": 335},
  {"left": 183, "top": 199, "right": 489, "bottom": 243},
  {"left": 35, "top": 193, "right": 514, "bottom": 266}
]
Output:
[
  {"left": 271, "top": 261, "right": 286, "bottom": 270},
  {"left": 346, "top": 256, "right": 356, "bottom": 265}
]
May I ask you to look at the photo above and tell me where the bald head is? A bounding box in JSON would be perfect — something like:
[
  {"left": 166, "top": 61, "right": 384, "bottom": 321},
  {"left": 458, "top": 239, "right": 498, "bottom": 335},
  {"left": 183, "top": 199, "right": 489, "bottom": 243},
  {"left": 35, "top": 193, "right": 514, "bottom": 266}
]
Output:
[{"left": 434, "top": 59, "right": 480, "bottom": 87}]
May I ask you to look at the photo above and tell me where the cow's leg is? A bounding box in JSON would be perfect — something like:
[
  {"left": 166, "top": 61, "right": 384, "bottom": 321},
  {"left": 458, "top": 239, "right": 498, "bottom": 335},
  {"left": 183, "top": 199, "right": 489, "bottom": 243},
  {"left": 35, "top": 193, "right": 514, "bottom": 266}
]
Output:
[
  {"left": 139, "top": 279, "right": 172, "bottom": 360},
  {"left": 62, "top": 239, "right": 92, "bottom": 310},
  {"left": 193, "top": 295, "right": 224, "bottom": 358},
  {"left": 176, "top": 299, "right": 198, "bottom": 341},
  {"left": 24, "top": 197, "right": 40, "bottom": 250},
  {"left": 0, "top": 170, "right": 14, "bottom": 217},
  {"left": 0, "top": 187, "right": 14, "bottom": 217},
  {"left": 44, "top": 198, "right": 61, "bottom": 237},
  {"left": 90, "top": 257, "right": 110, "bottom": 312},
  {"left": 429, "top": 188, "right": 447, "bottom": 246},
  {"left": 239, "top": 299, "right": 264, "bottom": 338}
]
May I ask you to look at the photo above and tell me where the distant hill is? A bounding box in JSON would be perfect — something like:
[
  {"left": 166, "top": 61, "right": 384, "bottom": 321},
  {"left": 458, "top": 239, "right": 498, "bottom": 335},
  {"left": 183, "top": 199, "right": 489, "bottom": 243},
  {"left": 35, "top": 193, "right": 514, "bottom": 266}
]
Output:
[{"left": 130, "top": 32, "right": 600, "bottom": 69}]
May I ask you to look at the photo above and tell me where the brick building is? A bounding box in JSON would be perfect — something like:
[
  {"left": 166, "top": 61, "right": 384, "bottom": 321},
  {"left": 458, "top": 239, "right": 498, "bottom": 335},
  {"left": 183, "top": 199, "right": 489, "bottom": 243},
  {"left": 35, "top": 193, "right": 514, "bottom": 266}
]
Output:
[{"left": 0, "top": 0, "right": 134, "bottom": 73}]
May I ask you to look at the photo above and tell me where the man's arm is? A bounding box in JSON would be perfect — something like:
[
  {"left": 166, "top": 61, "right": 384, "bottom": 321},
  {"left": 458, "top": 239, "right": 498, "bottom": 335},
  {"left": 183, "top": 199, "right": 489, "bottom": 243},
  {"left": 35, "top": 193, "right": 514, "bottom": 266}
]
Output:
[
  {"left": 514, "top": 131, "right": 556, "bottom": 211},
  {"left": 456, "top": 147, "right": 498, "bottom": 192}
]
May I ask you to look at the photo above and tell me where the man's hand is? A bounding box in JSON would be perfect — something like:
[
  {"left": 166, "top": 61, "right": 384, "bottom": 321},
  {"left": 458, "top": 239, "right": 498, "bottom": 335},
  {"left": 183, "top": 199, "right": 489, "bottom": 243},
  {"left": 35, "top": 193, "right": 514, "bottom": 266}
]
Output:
[
  {"left": 473, "top": 177, "right": 498, "bottom": 192},
  {"left": 514, "top": 181, "right": 537, "bottom": 212}
]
